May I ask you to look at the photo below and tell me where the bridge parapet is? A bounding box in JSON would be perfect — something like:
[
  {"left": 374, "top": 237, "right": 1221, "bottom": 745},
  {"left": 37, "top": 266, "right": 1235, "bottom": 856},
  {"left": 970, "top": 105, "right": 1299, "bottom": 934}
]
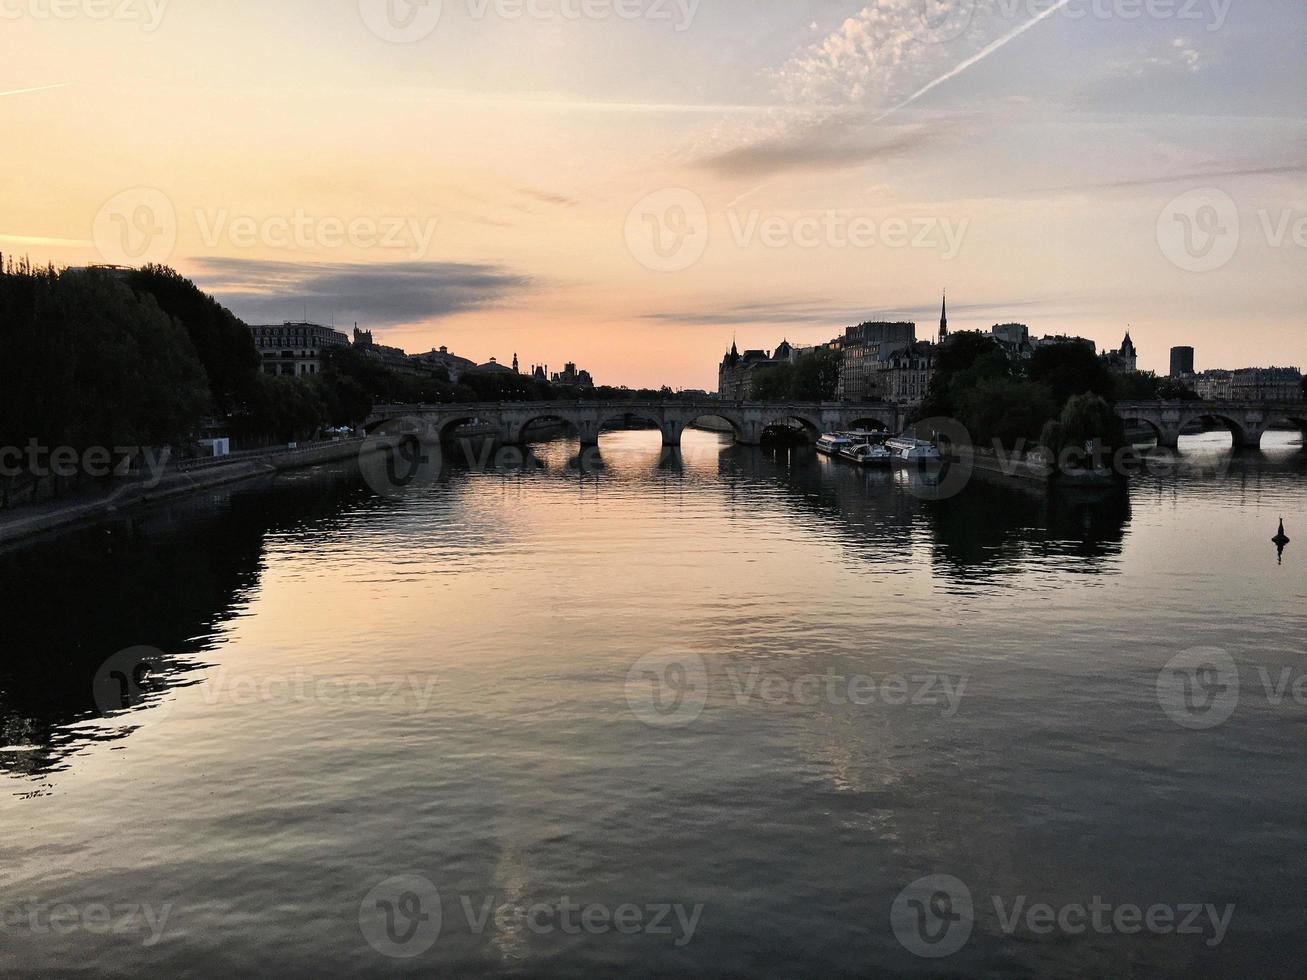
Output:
[{"left": 368, "top": 401, "right": 909, "bottom": 448}]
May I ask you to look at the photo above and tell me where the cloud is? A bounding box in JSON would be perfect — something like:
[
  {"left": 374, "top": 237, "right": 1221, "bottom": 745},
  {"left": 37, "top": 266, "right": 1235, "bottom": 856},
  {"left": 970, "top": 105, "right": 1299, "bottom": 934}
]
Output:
[
  {"left": 516, "top": 187, "right": 580, "bottom": 208},
  {"left": 643, "top": 295, "right": 1080, "bottom": 329},
  {"left": 189, "top": 258, "right": 531, "bottom": 327},
  {"left": 696, "top": 119, "right": 941, "bottom": 179}
]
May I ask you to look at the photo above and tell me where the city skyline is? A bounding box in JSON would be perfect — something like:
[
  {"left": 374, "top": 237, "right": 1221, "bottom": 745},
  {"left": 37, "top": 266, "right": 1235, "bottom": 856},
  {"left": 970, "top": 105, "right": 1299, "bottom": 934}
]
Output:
[{"left": 3, "top": 0, "right": 1304, "bottom": 389}]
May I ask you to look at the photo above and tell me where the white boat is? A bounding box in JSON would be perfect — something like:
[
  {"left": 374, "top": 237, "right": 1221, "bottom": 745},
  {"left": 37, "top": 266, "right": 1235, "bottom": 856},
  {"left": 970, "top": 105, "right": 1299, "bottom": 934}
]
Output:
[
  {"left": 816, "top": 433, "right": 863, "bottom": 457},
  {"left": 886, "top": 436, "right": 942, "bottom": 463},
  {"left": 839, "top": 442, "right": 893, "bottom": 467}
]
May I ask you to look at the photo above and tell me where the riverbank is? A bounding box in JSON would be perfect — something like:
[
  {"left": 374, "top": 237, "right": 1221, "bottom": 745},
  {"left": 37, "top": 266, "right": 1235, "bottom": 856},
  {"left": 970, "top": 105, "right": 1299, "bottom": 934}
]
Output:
[{"left": 0, "top": 439, "right": 368, "bottom": 549}]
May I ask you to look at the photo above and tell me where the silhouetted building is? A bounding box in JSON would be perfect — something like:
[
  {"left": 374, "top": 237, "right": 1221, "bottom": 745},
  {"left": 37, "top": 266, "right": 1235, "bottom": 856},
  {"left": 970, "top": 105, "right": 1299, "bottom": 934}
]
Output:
[
  {"left": 839, "top": 322, "right": 917, "bottom": 402},
  {"left": 1100, "top": 332, "right": 1138, "bottom": 374},
  {"left": 718, "top": 341, "right": 790, "bottom": 400},
  {"left": 250, "top": 322, "right": 349, "bottom": 376},
  {"left": 410, "top": 345, "right": 476, "bottom": 382},
  {"left": 552, "top": 362, "right": 595, "bottom": 388},
  {"left": 1170, "top": 346, "right": 1196, "bottom": 378},
  {"left": 1231, "top": 366, "right": 1302, "bottom": 401}
]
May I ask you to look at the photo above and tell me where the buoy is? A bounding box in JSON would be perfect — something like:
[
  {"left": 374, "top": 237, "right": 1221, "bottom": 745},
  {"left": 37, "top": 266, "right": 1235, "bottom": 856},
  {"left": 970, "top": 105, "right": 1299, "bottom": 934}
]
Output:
[{"left": 1272, "top": 518, "right": 1290, "bottom": 546}]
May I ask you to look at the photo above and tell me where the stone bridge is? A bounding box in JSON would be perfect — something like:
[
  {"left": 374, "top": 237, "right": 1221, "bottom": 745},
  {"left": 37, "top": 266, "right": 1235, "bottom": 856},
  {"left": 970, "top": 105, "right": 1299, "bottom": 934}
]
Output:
[
  {"left": 1116, "top": 400, "right": 1307, "bottom": 449},
  {"left": 368, "top": 401, "right": 909, "bottom": 448}
]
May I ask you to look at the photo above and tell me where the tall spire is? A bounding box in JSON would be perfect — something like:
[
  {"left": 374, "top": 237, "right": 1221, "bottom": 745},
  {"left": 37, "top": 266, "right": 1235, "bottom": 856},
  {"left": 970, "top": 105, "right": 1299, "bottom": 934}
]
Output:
[{"left": 939, "top": 290, "right": 949, "bottom": 343}]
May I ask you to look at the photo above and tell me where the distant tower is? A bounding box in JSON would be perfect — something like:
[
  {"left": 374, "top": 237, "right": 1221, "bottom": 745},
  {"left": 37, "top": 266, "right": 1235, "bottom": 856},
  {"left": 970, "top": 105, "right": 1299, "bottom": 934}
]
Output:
[
  {"left": 512, "top": 353, "right": 520, "bottom": 374},
  {"left": 1170, "top": 346, "right": 1195, "bottom": 378},
  {"left": 939, "top": 291, "right": 949, "bottom": 343},
  {"left": 1121, "top": 330, "right": 1138, "bottom": 372}
]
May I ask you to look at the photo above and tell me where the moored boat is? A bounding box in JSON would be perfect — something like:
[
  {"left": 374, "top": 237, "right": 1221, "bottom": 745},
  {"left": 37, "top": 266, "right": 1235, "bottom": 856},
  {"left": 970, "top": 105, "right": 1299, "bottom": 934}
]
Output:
[
  {"left": 886, "top": 436, "right": 942, "bottom": 463},
  {"left": 839, "top": 442, "right": 893, "bottom": 467}
]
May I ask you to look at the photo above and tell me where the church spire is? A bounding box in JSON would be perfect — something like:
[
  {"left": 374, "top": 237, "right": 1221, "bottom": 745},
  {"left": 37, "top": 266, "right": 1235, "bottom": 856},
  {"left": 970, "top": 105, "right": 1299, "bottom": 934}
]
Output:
[{"left": 939, "top": 290, "right": 949, "bottom": 343}]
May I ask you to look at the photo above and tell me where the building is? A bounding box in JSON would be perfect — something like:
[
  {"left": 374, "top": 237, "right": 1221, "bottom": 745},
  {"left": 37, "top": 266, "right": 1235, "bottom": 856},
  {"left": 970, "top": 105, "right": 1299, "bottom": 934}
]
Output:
[
  {"left": 1231, "top": 367, "right": 1303, "bottom": 401},
  {"left": 353, "top": 326, "right": 410, "bottom": 365},
  {"left": 249, "top": 322, "right": 350, "bottom": 376},
  {"left": 471, "top": 357, "right": 516, "bottom": 376},
  {"left": 552, "top": 362, "right": 595, "bottom": 388},
  {"left": 1193, "top": 369, "right": 1232, "bottom": 400},
  {"left": 718, "top": 342, "right": 789, "bottom": 400},
  {"left": 409, "top": 346, "right": 476, "bottom": 382},
  {"left": 874, "top": 341, "right": 937, "bottom": 405},
  {"left": 1170, "top": 346, "right": 1196, "bottom": 378},
  {"left": 838, "top": 322, "right": 918, "bottom": 402},
  {"left": 1100, "top": 332, "right": 1138, "bottom": 374}
]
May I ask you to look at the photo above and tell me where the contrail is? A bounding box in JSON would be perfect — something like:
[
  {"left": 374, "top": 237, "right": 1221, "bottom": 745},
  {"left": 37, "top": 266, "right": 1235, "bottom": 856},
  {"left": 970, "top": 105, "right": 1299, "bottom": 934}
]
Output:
[
  {"left": 0, "top": 83, "right": 69, "bottom": 98},
  {"left": 873, "top": 0, "right": 1076, "bottom": 123}
]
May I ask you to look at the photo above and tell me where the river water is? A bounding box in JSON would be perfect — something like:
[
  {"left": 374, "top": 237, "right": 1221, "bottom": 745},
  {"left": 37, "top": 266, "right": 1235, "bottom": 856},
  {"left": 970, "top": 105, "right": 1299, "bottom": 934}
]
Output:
[{"left": 1, "top": 429, "right": 1304, "bottom": 977}]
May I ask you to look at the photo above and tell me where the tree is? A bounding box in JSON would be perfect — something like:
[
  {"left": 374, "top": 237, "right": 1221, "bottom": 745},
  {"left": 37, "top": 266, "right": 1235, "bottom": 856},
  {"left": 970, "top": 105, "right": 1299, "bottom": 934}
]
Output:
[
  {"left": 1028, "top": 341, "right": 1115, "bottom": 407},
  {"left": 956, "top": 378, "right": 1058, "bottom": 450},
  {"left": 1157, "top": 377, "right": 1200, "bottom": 401},
  {"left": 790, "top": 348, "right": 842, "bottom": 401},
  {"left": 1114, "top": 371, "right": 1160, "bottom": 401},
  {"left": 1045, "top": 392, "right": 1126, "bottom": 460},
  {"left": 126, "top": 265, "right": 260, "bottom": 416},
  {"left": 921, "top": 332, "right": 1011, "bottom": 419}
]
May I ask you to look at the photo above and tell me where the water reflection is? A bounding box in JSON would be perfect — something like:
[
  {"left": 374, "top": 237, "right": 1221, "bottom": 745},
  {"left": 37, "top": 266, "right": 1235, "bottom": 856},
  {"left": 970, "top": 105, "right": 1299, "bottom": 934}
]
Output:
[{"left": 1, "top": 430, "right": 1300, "bottom": 785}]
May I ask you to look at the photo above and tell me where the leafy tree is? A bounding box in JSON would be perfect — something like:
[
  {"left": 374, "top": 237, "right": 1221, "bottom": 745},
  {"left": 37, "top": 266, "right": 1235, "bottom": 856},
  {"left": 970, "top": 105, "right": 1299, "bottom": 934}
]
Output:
[
  {"left": 1045, "top": 392, "right": 1126, "bottom": 460},
  {"left": 956, "top": 378, "right": 1058, "bottom": 450},
  {"left": 1157, "top": 377, "right": 1200, "bottom": 401},
  {"left": 921, "top": 332, "right": 1011, "bottom": 419},
  {"left": 1114, "top": 371, "right": 1160, "bottom": 401},
  {"left": 790, "top": 347, "right": 842, "bottom": 401},
  {"left": 126, "top": 265, "right": 260, "bottom": 416},
  {"left": 1027, "top": 341, "right": 1115, "bottom": 407}
]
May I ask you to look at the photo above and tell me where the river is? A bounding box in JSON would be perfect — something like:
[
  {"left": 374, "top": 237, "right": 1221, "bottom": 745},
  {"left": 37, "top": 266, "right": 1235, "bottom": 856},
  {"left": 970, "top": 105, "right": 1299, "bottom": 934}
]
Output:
[{"left": 1, "top": 429, "right": 1304, "bottom": 977}]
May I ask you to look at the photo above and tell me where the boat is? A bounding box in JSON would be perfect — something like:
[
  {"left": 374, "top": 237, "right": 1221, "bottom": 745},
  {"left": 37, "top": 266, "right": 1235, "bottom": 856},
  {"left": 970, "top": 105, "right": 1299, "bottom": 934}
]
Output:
[
  {"left": 886, "top": 436, "right": 943, "bottom": 463},
  {"left": 839, "top": 442, "right": 893, "bottom": 467},
  {"left": 816, "top": 432, "right": 865, "bottom": 457}
]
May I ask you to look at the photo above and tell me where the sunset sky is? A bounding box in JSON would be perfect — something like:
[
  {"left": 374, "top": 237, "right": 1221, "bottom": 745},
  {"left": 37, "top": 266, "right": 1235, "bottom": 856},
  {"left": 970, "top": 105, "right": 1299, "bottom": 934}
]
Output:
[{"left": 4, "top": 0, "right": 1304, "bottom": 389}]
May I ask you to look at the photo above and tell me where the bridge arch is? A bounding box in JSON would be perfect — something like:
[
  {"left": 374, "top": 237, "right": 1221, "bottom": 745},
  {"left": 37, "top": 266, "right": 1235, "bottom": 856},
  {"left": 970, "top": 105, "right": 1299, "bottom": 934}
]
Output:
[
  {"left": 598, "top": 409, "right": 671, "bottom": 444},
  {"left": 848, "top": 415, "right": 892, "bottom": 434},
  {"left": 761, "top": 412, "right": 823, "bottom": 443},
  {"left": 684, "top": 412, "right": 745, "bottom": 441},
  {"left": 1177, "top": 411, "right": 1248, "bottom": 448},
  {"left": 506, "top": 411, "right": 584, "bottom": 445},
  {"left": 1119, "top": 414, "right": 1165, "bottom": 446},
  {"left": 1265, "top": 413, "right": 1307, "bottom": 449}
]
